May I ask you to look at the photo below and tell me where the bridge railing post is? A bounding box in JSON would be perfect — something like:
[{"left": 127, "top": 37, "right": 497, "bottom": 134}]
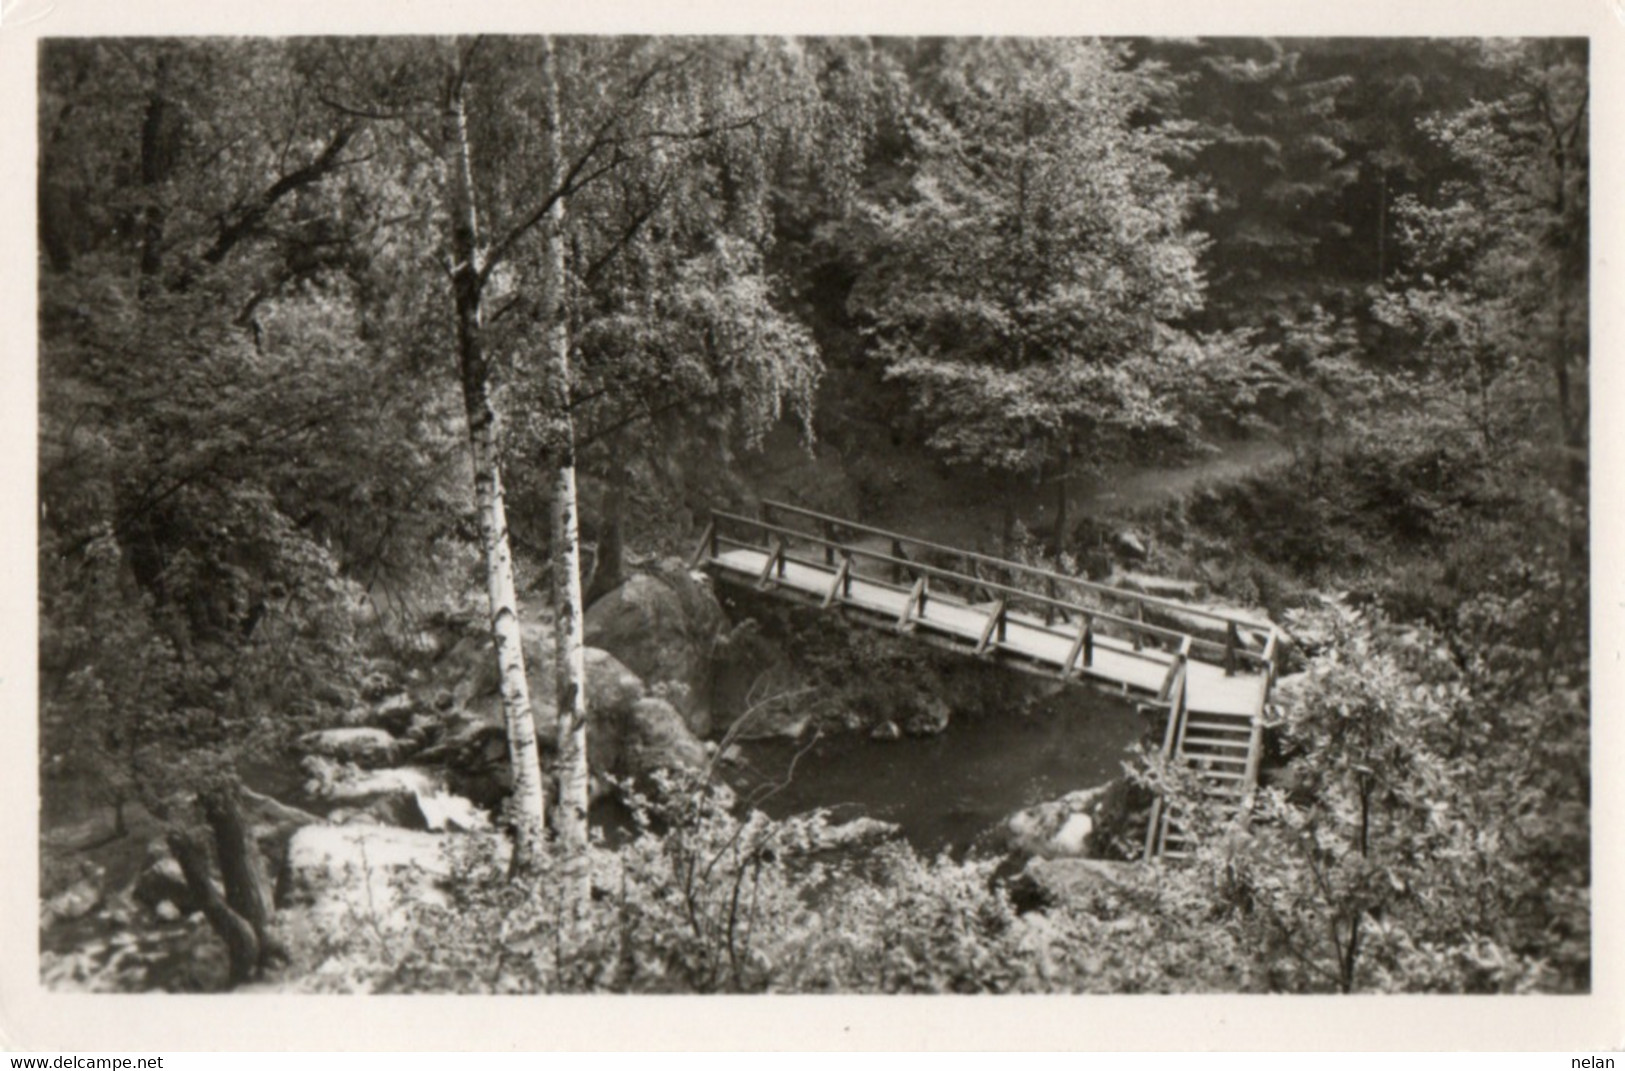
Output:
[
  {"left": 758, "top": 537, "right": 785, "bottom": 589},
  {"left": 1159, "top": 638, "right": 1190, "bottom": 703},
  {"left": 976, "top": 599, "right": 1007, "bottom": 656},
  {"left": 1062, "top": 613, "right": 1092, "bottom": 677},
  {"left": 1133, "top": 600, "right": 1145, "bottom": 651},
  {"left": 690, "top": 515, "right": 718, "bottom": 570},
  {"left": 823, "top": 519, "right": 837, "bottom": 565},
  {"left": 897, "top": 576, "right": 927, "bottom": 632},
  {"left": 1225, "top": 621, "right": 1239, "bottom": 677},
  {"left": 823, "top": 555, "right": 851, "bottom": 609}
]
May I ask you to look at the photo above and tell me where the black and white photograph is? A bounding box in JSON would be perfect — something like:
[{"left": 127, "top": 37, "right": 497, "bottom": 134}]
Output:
[{"left": 6, "top": 0, "right": 1621, "bottom": 1051}]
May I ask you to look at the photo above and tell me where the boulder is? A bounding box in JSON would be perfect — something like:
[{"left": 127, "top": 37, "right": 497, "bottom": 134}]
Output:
[
  {"left": 585, "top": 566, "right": 726, "bottom": 737},
  {"left": 131, "top": 849, "right": 199, "bottom": 916},
  {"left": 426, "top": 646, "right": 656, "bottom": 797},
  {"left": 340, "top": 691, "right": 417, "bottom": 736},
  {"left": 903, "top": 695, "right": 951, "bottom": 737},
  {"left": 332, "top": 792, "right": 427, "bottom": 829},
  {"left": 733, "top": 701, "right": 813, "bottom": 741},
  {"left": 411, "top": 791, "right": 492, "bottom": 833},
  {"left": 459, "top": 643, "right": 646, "bottom": 754},
  {"left": 282, "top": 826, "right": 504, "bottom": 931},
  {"left": 803, "top": 816, "right": 902, "bottom": 854},
  {"left": 581, "top": 648, "right": 650, "bottom": 776},
  {"left": 585, "top": 647, "right": 648, "bottom": 718},
  {"left": 1005, "top": 783, "right": 1123, "bottom": 859},
  {"left": 621, "top": 697, "right": 708, "bottom": 779},
  {"left": 436, "top": 615, "right": 556, "bottom": 735},
  {"left": 1023, "top": 857, "right": 1138, "bottom": 905},
  {"left": 240, "top": 785, "right": 321, "bottom": 831},
  {"left": 1113, "top": 530, "right": 1148, "bottom": 561},
  {"left": 300, "top": 756, "right": 447, "bottom": 807},
  {"left": 42, "top": 865, "right": 105, "bottom": 928},
  {"left": 359, "top": 665, "right": 398, "bottom": 701},
  {"left": 327, "top": 805, "right": 385, "bottom": 827},
  {"left": 869, "top": 719, "right": 902, "bottom": 742},
  {"left": 298, "top": 727, "right": 402, "bottom": 768},
  {"left": 400, "top": 710, "right": 444, "bottom": 750}
]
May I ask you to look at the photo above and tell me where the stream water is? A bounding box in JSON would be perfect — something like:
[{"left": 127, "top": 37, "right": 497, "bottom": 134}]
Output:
[{"left": 724, "top": 690, "right": 1149, "bottom": 856}]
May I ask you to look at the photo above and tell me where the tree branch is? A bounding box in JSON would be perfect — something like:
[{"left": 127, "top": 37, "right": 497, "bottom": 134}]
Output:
[{"left": 198, "top": 121, "right": 362, "bottom": 268}]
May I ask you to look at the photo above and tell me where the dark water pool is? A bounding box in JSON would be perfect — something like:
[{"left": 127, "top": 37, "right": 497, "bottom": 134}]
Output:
[{"left": 725, "top": 691, "right": 1150, "bottom": 856}]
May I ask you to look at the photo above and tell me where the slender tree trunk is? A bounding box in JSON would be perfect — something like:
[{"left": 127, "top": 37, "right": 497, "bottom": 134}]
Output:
[
  {"left": 202, "top": 783, "right": 282, "bottom": 969},
  {"left": 1339, "top": 911, "right": 1363, "bottom": 994},
  {"left": 1542, "top": 83, "right": 1588, "bottom": 560},
  {"left": 443, "top": 54, "right": 548, "bottom": 871},
  {"left": 137, "top": 54, "right": 175, "bottom": 296},
  {"left": 540, "top": 35, "right": 592, "bottom": 908},
  {"left": 552, "top": 462, "right": 590, "bottom": 897},
  {"left": 586, "top": 464, "right": 627, "bottom": 607},
  {"left": 1553, "top": 291, "right": 1587, "bottom": 561},
  {"left": 1052, "top": 441, "right": 1070, "bottom": 557},
  {"left": 168, "top": 829, "right": 260, "bottom": 988},
  {"left": 1375, "top": 168, "right": 1387, "bottom": 284}
]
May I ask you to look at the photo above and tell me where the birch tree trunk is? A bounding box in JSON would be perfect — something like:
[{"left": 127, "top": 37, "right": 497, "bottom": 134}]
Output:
[
  {"left": 530, "top": 36, "right": 591, "bottom": 906},
  {"left": 443, "top": 53, "right": 549, "bottom": 871}
]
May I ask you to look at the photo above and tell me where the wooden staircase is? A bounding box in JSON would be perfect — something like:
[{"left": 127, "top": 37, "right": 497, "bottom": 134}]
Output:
[{"left": 1142, "top": 655, "right": 1266, "bottom": 861}]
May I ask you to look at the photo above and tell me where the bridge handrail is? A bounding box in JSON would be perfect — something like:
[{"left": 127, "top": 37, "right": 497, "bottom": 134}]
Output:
[
  {"left": 1143, "top": 655, "right": 1189, "bottom": 861},
  {"left": 710, "top": 511, "right": 1271, "bottom": 670},
  {"left": 758, "top": 499, "right": 1276, "bottom": 641},
  {"left": 713, "top": 514, "right": 1181, "bottom": 636},
  {"left": 717, "top": 534, "right": 1180, "bottom": 671}
]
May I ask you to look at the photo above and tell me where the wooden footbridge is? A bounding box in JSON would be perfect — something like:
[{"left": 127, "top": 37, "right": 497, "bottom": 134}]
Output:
[{"left": 692, "top": 500, "right": 1283, "bottom": 861}]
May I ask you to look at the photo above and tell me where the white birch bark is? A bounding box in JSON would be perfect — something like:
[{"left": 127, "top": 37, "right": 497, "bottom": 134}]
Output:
[
  {"left": 444, "top": 52, "right": 548, "bottom": 870},
  {"left": 539, "top": 35, "right": 592, "bottom": 907}
]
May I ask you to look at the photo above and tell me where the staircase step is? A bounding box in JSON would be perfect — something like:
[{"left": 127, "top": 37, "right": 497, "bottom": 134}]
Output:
[
  {"left": 1184, "top": 719, "right": 1253, "bottom": 734},
  {"left": 1181, "top": 737, "right": 1253, "bottom": 753},
  {"left": 1183, "top": 761, "right": 1250, "bottom": 776},
  {"left": 1176, "top": 750, "right": 1248, "bottom": 767},
  {"left": 1183, "top": 741, "right": 1254, "bottom": 757}
]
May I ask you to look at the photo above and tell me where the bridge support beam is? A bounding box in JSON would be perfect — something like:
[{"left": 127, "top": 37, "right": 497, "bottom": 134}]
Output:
[
  {"left": 823, "top": 555, "right": 852, "bottom": 609},
  {"left": 897, "top": 576, "right": 927, "bottom": 632},
  {"left": 1063, "top": 614, "right": 1094, "bottom": 677},
  {"left": 976, "top": 599, "right": 1007, "bottom": 656}
]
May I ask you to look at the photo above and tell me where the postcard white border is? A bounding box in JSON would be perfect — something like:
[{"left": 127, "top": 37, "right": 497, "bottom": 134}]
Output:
[{"left": 2, "top": 0, "right": 1619, "bottom": 1052}]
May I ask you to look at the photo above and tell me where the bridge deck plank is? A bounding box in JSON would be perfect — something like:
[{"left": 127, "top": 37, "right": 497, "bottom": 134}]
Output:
[{"left": 710, "top": 546, "right": 1267, "bottom": 718}]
